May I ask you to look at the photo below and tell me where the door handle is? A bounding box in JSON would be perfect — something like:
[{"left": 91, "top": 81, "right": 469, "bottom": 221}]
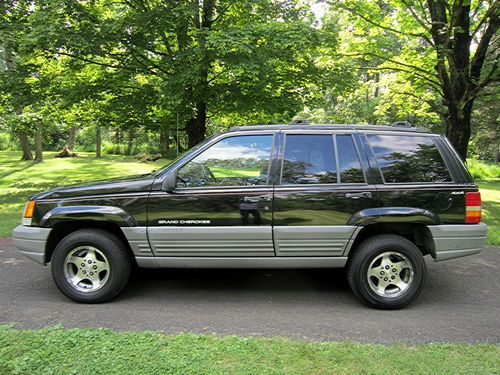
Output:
[
  {"left": 346, "top": 192, "right": 372, "bottom": 199},
  {"left": 244, "top": 195, "right": 271, "bottom": 203}
]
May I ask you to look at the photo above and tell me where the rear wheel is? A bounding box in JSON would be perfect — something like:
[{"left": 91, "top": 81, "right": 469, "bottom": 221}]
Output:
[
  {"left": 51, "top": 229, "right": 131, "bottom": 303},
  {"left": 347, "top": 234, "right": 426, "bottom": 309}
]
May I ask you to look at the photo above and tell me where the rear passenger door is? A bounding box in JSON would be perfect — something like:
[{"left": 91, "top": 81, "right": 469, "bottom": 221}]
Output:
[{"left": 273, "top": 131, "right": 378, "bottom": 257}]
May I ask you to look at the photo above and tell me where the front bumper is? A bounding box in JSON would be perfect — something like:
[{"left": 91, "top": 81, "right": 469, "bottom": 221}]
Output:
[
  {"left": 427, "top": 223, "right": 487, "bottom": 261},
  {"left": 12, "top": 225, "right": 52, "bottom": 265}
]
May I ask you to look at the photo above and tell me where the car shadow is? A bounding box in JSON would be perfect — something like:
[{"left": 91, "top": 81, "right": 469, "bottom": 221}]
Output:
[{"left": 124, "top": 267, "right": 351, "bottom": 299}]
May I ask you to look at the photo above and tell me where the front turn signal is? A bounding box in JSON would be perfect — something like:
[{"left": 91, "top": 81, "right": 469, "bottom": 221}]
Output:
[{"left": 24, "top": 200, "right": 36, "bottom": 218}]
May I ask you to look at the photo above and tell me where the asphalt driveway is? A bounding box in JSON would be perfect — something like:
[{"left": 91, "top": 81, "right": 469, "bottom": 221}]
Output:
[{"left": 1, "top": 237, "right": 498, "bottom": 343}]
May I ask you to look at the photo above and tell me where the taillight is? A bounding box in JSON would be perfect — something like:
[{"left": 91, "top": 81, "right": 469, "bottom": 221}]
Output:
[{"left": 465, "top": 192, "right": 481, "bottom": 224}]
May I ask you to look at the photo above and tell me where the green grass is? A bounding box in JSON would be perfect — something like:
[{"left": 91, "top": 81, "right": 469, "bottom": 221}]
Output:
[
  {"left": 0, "top": 151, "right": 165, "bottom": 236},
  {"left": 0, "top": 326, "right": 498, "bottom": 375},
  {"left": 478, "top": 179, "right": 500, "bottom": 245}
]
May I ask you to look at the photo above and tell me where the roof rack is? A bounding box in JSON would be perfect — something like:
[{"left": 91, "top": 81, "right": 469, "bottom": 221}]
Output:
[
  {"left": 229, "top": 123, "right": 429, "bottom": 133},
  {"left": 390, "top": 121, "right": 413, "bottom": 128}
]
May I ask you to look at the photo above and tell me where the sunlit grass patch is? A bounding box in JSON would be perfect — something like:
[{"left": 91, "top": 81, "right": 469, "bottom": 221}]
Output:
[
  {"left": 0, "top": 151, "right": 166, "bottom": 236},
  {"left": 478, "top": 179, "right": 500, "bottom": 245}
]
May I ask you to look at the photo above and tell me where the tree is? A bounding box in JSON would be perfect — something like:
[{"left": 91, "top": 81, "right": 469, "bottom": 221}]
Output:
[
  {"left": 28, "top": 0, "right": 324, "bottom": 147},
  {"left": 333, "top": 0, "right": 499, "bottom": 160},
  {"left": 1, "top": 1, "right": 34, "bottom": 160}
]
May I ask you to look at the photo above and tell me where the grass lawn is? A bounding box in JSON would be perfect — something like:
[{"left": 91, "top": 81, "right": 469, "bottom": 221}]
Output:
[
  {"left": 0, "top": 151, "right": 165, "bottom": 237},
  {"left": 0, "top": 151, "right": 498, "bottom": 245},
  {"left": 0, "top": 326, "right": 498, "bottom": 375},
  {"left": 479, "top": 179, "right": 500, "bottom": 245}
]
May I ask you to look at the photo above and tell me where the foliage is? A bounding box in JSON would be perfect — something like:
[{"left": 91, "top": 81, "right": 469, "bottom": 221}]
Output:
[
  {"left": 0, "top": 1, "right": 498, "bottom": 160},
  {"left": 469, "top": 85, "right": 500, "bottom": 161},
  {"left": 20, "top": 0, "right": 331, "bottom": 147},
  {"left": 0, "top": 325, "right": 499, "bottom": 375},
  {"left": 327, "top": 0, "right": 500, "bottom": 159},
  {"left": 467, "top": 159, "right": 500, "bottom": 179}
]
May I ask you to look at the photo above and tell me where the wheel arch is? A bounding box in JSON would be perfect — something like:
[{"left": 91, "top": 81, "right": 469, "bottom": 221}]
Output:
[
  {"left": 346, "top": 222, "right": 435, "bottom": 258},
  {"left": 45, "top": 221, "right": 136, "bottom": 265}
]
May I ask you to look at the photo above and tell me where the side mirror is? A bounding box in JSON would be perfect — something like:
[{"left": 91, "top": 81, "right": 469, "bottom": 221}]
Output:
[{"left": 163, "top": 170, "right": 178, "bottom": 193}]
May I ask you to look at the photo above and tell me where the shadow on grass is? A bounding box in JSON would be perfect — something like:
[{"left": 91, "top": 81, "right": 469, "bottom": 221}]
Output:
[{"left": 0, "top": 162, "right": 35, "bottom": 180}]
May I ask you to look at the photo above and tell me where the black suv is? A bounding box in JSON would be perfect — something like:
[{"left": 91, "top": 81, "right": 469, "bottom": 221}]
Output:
[{"left": 13, "top": 124, "right": 487, "bottom": 308}]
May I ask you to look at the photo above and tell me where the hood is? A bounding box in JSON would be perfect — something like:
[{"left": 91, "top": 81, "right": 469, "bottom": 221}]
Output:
[{"left": 31, "top": 174, "right": 156, "bottom": 200}]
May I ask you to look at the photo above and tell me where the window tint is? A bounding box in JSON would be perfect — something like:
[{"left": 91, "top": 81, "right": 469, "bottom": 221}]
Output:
[
  {"left": 282, "top": 134, "right": 337, "bottom": 184},
  {"left": 367, "top": 134, "right": 451, "bottom": 183},
  {"left": 177, "top": 135, "right": 273, "bottom": 187},
  {"left": 336, "top": 135, "right": 365, "bottom": 183}
]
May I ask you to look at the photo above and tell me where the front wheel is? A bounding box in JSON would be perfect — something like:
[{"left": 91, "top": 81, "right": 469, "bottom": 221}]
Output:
[
  {"left": 347, "top": 234, "right": 426, "bottom": 309},
  {"left": 51, "top": 229, "right": 131, "bottom": 303}
]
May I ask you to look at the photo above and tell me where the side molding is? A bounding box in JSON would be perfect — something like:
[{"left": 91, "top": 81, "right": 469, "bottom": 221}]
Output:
[
  {"left": 135, "top": 256, "right": 348, "bottom": 269},
  {"left": 121, "top": 227, "right": 153, "bottom": 257},
  {"left": 40, "top": 205, "right": 137, "bottom": 227}
]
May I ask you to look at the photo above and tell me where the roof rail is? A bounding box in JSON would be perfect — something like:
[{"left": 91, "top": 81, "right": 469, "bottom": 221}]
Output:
[
  {"left": 289, "top": 119, "right": 309, "bottom": 125},
  {"left": 228, "top": 123, "right": 429, "bottom": 133},
  {"left": 390, "top": 121, "right": 413, "bottom": 128}
]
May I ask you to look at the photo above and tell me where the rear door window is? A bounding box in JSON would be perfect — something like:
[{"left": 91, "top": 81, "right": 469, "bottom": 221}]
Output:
[
  {"left": 366, "top": 134, "right": 451, "bottom": 183},
  {"left": 282, "top": 134, "right": 337, "bottom": 184},
  {"left": 337, "top": 134, "right": 365, "bottom": 183}
]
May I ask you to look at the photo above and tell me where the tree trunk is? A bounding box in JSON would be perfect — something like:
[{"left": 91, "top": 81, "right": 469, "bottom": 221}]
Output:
[
  {"left": 126, "top": 128, "right": 134, "bottom": 155},
  {"left": 445, "top": 100, "right": 473, "bottom": 161},
  {"left": 34, "top": 124, "right": 43, "bottom": 163},
  {"left": 96, "top": 126, "right": 102, "bottom": 158},
  {"left": 67, "top": 126, "right": 77, "bottom": 151},
  {"left": 494, "top": 144, "right": 499, "bottom": 163},
  {"left": 160, "top": 128, "right": 170, "bottom": 156},
  {"left": 4, "top": 32, "right": 33, "bottom": 161},
  {"left": 183, "top": 0, "right": 214, "bottom": 148},
  {"left": 18, "top": 131, "right": 33, "bottom": 161},
  {"left": 186, "top": 101, "right": 207, "bottom": 148},
  {"left": 114, "top": 129, "right": 121, "bottom": 144}
]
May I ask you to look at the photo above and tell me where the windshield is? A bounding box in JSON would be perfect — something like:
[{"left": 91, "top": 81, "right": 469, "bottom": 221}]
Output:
[{"left": 151, "top": 135, "right": 217, "bottom": 177}]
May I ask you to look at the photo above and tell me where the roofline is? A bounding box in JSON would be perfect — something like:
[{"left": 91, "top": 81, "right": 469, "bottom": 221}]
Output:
[{"left": 228, "top": 124, "right": 429, "bottom": 133}]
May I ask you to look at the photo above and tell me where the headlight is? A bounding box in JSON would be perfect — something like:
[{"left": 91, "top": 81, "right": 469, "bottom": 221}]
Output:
[{"left": 22, "top": 200, "right": 36, "bottom": 226}]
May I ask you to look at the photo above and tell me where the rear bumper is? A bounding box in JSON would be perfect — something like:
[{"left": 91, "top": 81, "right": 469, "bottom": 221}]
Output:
[
  {"left": 12, "top": 225, "right": 51, "bottom": 265},
  {"left": 427, "top": 223, "right": 487, "bottom": 261}
]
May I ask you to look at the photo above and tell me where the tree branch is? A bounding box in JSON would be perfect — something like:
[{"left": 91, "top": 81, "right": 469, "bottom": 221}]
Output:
[
  {"left": 466, "top": 54, "right": 499, "bottom": 101},
  {"left": 43, "top": 49, "right": 139, "bottom": 73},
  {"left": 339, "top": 52, "right": 438, "bottom": 84},
  {"left": 400, "top": 0, "right": 432, "bottom": 34},
  {"left": 359, "top": 65, "right": 443, "bottom": 92},
  {"left": 336, "top": 3, "right": 434, "bottom": 45},
  {"left": 389, "top": 88, "right": 445, "bottom": 114},
  {"left": 470, "top": 1, "right": 500, "bottom": 83}
]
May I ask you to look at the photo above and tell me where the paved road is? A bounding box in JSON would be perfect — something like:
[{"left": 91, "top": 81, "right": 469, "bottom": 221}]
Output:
[{"left": 1, "top": 237, "right": 499, "bottom": 343}]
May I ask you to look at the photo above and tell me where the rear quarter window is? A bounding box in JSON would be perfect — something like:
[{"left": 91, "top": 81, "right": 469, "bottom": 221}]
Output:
[{"left": 367, "top": 134, "right": 452, "bottom": 183}]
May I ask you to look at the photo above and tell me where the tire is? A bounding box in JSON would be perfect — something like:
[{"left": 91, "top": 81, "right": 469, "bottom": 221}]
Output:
[
  {"left": 51, "top": 229, "right": 132, "bottom": 303},
  {"left": 347, "top": 234, "right": 426, "bottom": 309}
]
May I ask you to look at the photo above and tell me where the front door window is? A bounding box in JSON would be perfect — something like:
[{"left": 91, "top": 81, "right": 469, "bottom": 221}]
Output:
[{"left": 177, "top": 135, "right": 274, "bottom": 188}]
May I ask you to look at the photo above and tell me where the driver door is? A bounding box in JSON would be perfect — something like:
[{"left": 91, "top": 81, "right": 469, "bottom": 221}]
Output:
[{"left": 147, "top": 133, "right": 276, "bottom": 257}]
